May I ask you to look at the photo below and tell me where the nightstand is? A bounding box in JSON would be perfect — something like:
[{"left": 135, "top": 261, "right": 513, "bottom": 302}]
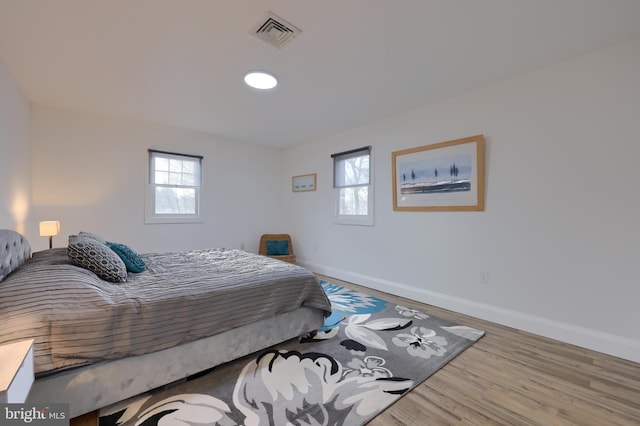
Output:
[{"left": 0, "top": 339, "right": 35, "bottom": 403}]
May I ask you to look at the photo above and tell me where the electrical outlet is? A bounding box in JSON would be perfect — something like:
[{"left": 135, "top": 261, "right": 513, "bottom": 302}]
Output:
[
  {"left": 480, "top": 272, "right": 490, "bottom": 286},
  {"left": 240, "top": 243, "right": 245, "bottom": 250}
]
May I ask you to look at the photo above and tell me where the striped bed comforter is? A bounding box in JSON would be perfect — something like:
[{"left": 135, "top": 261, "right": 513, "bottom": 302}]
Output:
[{"left": 0, "top": 248, "right": 331, "bottom": 376}]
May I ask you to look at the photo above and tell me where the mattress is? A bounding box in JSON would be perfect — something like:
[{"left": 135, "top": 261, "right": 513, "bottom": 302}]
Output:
[{"left": 0, "top": 247, "right": 331, "bottom": 376}]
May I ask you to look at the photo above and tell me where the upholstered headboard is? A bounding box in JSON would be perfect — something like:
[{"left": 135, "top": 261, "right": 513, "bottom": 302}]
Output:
[{"left": 0, "top": 229, "right": 31, "bottom": 282}]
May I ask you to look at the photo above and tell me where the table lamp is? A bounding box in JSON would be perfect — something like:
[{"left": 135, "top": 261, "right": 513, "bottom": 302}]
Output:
[{"left": 39, "top": 221, "right": 60, "bottom": 249}]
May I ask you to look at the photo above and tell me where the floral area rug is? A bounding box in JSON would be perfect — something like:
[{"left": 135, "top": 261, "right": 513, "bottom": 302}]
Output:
[{"left": 99, "top": 281, "right": 484, "bottom": 426}]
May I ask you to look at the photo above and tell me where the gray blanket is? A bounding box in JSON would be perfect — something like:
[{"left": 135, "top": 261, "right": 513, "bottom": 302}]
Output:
[{"left": 0, "top": 248, "right": 330, "bottom": 376}]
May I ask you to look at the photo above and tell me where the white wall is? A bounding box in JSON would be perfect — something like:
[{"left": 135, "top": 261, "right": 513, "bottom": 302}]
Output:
[
  {"left": 0, "top": 56, "right": 31, "bottom": 236},
  {"left": 282, "top": 37, "right": 640, "bottom": 362},
  {"left": 30, "top": 107, "right": 284, "bottom": 253}
]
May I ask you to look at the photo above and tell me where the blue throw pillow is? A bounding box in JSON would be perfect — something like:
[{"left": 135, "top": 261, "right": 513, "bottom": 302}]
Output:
[
  {"left": 266, "top": 240, "right": 289, "bottom": 256},
  {"left": 106, "top": 242, "right": 146, "bottom": 273}
]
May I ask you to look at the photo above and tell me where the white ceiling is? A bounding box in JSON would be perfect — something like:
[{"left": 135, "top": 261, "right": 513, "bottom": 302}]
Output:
[{"left": 1, "top": 0, "right": 640, "bottom": 148}]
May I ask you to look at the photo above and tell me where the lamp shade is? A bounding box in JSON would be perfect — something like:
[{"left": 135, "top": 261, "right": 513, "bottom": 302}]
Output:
[{"left": 39, "top": 221, "right": 60, "bottom": 237}]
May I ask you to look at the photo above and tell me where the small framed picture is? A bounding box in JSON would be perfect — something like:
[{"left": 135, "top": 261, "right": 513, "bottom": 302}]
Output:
[{"left": 292, "top": 173, "right": 317, "bottom": 192}]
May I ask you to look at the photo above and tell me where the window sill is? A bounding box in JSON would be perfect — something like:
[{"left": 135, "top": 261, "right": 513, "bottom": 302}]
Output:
[
  {"left": 145, "top": 216, "right": 203, "bottom": 225},
  {"left": 333, "top": 215, "right": 374, "bottom": 226}
]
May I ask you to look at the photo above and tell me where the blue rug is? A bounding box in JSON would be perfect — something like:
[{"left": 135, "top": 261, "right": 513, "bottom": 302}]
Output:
[{"left": 99, "top": 281, "right": 484, "bottom": 425}]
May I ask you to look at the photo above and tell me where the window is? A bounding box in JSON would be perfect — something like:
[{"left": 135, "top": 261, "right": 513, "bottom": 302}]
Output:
[
  {"left": 146, "top": 150, "right": 203, "bottom": 224},
  {"left": 332, "top": 146, "right": 373, "bottom": 225}
]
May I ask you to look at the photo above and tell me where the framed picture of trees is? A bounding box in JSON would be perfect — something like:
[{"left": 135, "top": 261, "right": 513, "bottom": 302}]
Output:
[
  {"left": 292, "top": 173, "right": 317, "bottom": 192},
  {"left": 392, "top": 135, "right": 484, "bottom": 211}
]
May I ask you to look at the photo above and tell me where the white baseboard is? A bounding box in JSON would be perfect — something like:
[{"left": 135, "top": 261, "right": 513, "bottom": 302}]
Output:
[{"left": 302, "top": 261, "right": 640, "bottom": 364}]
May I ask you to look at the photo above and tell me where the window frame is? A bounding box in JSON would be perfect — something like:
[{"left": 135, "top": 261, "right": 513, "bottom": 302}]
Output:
[
  {"left": 145, "top": 149, "right": 203, "bottom": 224},
  {"left": 332, "top": 146, "right": 374, "bottom": 226}
]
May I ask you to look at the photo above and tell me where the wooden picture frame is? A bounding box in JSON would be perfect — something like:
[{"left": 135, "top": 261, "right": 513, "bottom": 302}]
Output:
[
  {"left": 392, "top": 135, "right": 484, "bottom": 211},
  {"left": 292, "top": 173, "right": 317, "bottom": 192}
]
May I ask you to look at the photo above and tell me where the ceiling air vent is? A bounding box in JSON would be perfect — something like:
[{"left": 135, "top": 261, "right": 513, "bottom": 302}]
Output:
[{"left": 251, "top": 11, "right": 302, "bottom": 49}]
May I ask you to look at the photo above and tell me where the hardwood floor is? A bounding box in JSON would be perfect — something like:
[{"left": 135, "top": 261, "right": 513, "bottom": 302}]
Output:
[
  {"left": 72, "top": 274, "right": 640, "bottom": 425},
  {"left": 317, "top": 275, "right": 640, "bottom": 425}
]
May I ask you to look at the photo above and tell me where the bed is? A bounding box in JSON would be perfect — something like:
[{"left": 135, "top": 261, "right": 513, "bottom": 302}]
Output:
[{"left": 0, "top": 229, "right": 331, "bottom": 418}]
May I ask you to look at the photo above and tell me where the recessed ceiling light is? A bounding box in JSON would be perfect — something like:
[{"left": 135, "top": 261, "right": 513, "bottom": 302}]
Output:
[{"left": 244, "top": 71, "right": 278, "bottom": 90}]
